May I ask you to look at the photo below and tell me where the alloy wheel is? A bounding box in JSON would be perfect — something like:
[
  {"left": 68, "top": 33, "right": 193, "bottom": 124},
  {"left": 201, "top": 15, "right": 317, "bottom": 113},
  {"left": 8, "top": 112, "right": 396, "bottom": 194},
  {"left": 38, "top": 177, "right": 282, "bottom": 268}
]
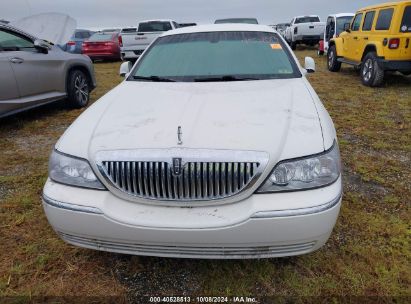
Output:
[
  {"left": 363, "top": 58, "right": 374, "bottom": 82},
  {"left": 74, "top": 75, "right": 89, "bottom": 104}
]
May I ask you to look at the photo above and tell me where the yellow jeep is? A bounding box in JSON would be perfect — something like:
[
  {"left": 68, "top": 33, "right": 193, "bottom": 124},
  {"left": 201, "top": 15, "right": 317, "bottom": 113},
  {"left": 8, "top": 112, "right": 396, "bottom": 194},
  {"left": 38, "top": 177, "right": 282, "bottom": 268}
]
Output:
[{"left": 327, "top": 1, "right": 411, "bottom": 86}]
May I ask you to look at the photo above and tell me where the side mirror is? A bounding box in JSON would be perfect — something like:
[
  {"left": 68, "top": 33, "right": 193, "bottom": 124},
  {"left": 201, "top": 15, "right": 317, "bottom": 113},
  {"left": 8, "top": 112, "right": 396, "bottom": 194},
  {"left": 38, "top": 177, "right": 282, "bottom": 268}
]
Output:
[
  {"left": 304, "top": 57, "right": 315, "bottom": 73},
  {"left": 344, "top": 23, "right": 351, "bottom": 32},
  {"left": 34, "top": 39, "right": 50, "bottom": 54},
  {"left": 119, "top": 61, "right": 132, "bottom": 77}
]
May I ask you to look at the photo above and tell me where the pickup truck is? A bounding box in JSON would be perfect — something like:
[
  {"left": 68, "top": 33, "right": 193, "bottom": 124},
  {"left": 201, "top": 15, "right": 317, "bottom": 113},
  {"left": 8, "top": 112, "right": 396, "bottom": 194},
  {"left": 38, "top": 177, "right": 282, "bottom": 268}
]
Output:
[
  {"left": 285, "top": 15, "right": 325, "bottom": 50},
  {"left": 119, "top": 19, "right": 179, "bottom": 61}
]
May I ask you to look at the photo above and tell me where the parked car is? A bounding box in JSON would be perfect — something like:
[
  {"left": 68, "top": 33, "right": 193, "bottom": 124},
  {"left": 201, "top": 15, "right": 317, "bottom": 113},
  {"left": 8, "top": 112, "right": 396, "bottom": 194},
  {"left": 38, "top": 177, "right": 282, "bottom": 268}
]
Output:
[
  {"left": 328, "top": 1, "right": 411, "bottom": 86},
  {"left": 274, "top": 23, "right": 290, "bottom": 38},
  {"left": 82, "top": 31, "right": 121, "bottom": 61},
  {"left": 215, "top": 18, "right": 259, "bottom": 24},
  {"left": 60, "top": 29, "right": 94, "bottom": 54},
  {"left": 119, "top": 20, "right": 179, "bottom": 61},
  {"left": 0, "top": 23, "right": 96, "bottom": 118},
  {"left": 318, "top": 13, "right": 354, "bottom": 56},
  {"left": 43, "top": 24, "right": 342, "bottom": 259},
  {"left": 285, "top": 15, "right": 325, "bottom": 50}
]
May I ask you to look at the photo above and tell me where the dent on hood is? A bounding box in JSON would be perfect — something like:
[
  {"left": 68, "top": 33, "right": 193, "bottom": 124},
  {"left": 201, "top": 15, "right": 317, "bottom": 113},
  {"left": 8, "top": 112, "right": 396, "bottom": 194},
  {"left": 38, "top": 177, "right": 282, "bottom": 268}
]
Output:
[{"left": 11, "top": 13, "right": 76, "bottom": 45}]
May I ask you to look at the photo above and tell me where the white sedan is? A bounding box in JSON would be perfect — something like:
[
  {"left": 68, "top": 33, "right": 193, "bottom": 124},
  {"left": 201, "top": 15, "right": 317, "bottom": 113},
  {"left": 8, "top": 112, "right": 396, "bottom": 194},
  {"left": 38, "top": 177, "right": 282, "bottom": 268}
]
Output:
[{"left": 43, "top": 24, "right": 342, "bottom": 259}]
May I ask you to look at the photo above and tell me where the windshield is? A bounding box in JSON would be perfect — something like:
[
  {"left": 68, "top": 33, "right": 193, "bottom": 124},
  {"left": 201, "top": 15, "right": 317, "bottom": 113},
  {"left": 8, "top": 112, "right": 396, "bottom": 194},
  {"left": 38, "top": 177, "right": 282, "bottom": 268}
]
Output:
[
  {"left": 138, "top": 22, "right": 172, "bottom": 32},
  {"left": 88, "top": 32, "right": 115, "bottom": 41},
  {"left": 336, "top": 16, "right": 353, "bottom": 35},
  {"left": 295, "top": 17, "right": 320, "bottom": 24},
  {"left": 215, "top": 19, "right": 259, "bottom": 24},
  {"left": 130, "top": 31, "right": 300, "bottom": 82}
]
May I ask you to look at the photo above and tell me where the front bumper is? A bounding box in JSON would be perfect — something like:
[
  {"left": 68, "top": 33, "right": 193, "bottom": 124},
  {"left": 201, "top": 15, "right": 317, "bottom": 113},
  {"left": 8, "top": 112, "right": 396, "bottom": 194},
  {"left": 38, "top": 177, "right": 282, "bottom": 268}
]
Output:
[
  {"left": 379, "top": 59, "right": 411, "bottom": 72},
  {"left": 42, "top": 177, "right": 342, "bottom": 259}
]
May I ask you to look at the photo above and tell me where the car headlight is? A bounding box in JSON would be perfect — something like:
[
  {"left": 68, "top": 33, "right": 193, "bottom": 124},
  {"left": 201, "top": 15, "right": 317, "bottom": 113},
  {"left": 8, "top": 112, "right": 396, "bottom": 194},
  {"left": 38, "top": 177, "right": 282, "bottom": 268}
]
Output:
[
  {"left": 49, "top": 150, "right": 105, "bottom": 190},
  {"left": 257, "top": 142, "right": 341, "bottom": 193}
]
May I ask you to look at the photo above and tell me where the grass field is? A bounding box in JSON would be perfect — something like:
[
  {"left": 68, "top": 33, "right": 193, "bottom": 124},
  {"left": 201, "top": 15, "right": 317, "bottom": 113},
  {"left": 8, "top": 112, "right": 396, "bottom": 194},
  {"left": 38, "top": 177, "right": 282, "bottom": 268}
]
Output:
[{"left": 0, "top": 48, "right": 410, "bottom": 301}]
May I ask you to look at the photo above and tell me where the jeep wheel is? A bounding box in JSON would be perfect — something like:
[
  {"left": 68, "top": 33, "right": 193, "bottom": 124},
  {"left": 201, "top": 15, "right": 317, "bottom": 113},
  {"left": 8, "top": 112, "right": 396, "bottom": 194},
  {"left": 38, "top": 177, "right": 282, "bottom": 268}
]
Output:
[
  {"left": 67, "top": 70, "right": 90, "bottom": 108},
  {"left": 327, "top": 45, "right": 341, "bottom": 72},
  {"left": 291, "top": 42, "right": 297, "bottom": 50},
  {"left": 361, "top": 52, "right": 384, "bottom": 87}
]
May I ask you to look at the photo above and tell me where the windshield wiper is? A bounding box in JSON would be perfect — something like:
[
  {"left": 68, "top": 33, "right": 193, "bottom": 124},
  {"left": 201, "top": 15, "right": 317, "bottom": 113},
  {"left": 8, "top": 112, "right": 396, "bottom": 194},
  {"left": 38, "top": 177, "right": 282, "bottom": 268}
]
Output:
[
  {"left": 132, "top": 75, "right": 176, "bottom": 82},
  {"left": 194, "top": 75, "right": 260, "bottom": 82}
]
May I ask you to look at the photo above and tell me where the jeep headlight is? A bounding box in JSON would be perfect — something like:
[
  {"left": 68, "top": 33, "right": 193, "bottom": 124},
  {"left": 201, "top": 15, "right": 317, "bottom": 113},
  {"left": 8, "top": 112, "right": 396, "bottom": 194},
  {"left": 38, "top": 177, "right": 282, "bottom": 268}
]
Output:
[
  {"left": 257, "top": 142, "right": 341, "bottom": 193},
  {"left": 49, "top": 150, "right": 105, "bottom": 190}
]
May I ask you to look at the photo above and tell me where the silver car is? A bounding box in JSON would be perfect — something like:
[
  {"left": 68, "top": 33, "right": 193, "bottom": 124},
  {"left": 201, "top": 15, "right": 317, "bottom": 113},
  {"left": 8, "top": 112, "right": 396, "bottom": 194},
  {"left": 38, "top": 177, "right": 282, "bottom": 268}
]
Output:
[{"left": 0, "top": 23, "right": 96, "bottom": 118}]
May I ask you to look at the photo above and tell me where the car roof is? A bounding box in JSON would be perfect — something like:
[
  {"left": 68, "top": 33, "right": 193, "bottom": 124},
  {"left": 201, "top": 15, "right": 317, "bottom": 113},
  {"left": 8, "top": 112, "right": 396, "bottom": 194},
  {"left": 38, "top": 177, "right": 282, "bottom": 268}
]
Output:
[
  {"left": 327, "top": 13, "right": 355, "bottom": 18},
  {"left": 359, "top": 1, "right": 411, "bottom": 11},
  {"left": 294, "top": 15, "right": 320, "bottom": 19},
  {"left": 138, "top": 19, "right": 175, "bottom": 23},
  {"left": 162, "top": 24, "right": 276, "bottom": 37}
]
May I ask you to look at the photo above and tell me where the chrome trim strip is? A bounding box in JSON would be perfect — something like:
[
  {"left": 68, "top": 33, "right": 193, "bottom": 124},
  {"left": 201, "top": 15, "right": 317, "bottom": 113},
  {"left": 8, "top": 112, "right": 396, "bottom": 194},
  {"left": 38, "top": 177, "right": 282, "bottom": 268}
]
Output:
[
  {"left": 251, "top": 192, "right": 342, "bottom": 219},
  {"left": 42, "top": 194, "right": 103, "bottom": 215}
]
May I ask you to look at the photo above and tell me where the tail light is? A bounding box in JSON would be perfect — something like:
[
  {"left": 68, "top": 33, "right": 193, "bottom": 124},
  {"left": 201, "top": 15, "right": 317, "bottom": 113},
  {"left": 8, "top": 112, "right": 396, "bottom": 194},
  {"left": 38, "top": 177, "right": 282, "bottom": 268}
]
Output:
[
  {"left": 67, "top": 41, "right": 76, "bottom": 46},
  {"left": 118, "top": 35, "right": 123, "bottom": 47},
  {"left": 388, "top": 38, "right": 400, "bottom": 49},
  {"left": 294, "top": 27, "right": 298, "bottom": 34}
]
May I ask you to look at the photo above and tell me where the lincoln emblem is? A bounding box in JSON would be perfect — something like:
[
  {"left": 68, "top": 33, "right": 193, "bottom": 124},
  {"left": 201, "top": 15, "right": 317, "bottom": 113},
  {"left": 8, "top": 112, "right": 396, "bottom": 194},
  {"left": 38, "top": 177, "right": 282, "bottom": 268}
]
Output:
[
  {"left": 172, "top": 158, "right": 183, "bottom": 176},
  {"left": 177, "top": 126, "right": 183, "bottom": 145}
]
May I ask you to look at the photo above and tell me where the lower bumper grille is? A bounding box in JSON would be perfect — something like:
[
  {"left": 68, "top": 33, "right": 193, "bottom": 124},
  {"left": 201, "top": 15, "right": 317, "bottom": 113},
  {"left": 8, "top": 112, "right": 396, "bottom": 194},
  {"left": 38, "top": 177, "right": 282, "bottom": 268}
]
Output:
[{"left": 60, "top": 232, "right": 317, "bottom": 259}]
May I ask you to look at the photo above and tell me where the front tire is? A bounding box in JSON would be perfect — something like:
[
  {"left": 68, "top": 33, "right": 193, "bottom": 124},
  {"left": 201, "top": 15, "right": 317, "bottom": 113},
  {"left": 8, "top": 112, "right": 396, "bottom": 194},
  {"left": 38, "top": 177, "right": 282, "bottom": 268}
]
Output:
[
  {"left": 361, "top": 52, "right": 384, "bottom": 87},
  {"left": 327, "top": 45, "right": 341, "bottom": 72},
  {"left": 67, "top": 70, "right": 90, "bottom": 108},
  {"left": 291, "top": 41, "right": 297, "bottom": 50}
]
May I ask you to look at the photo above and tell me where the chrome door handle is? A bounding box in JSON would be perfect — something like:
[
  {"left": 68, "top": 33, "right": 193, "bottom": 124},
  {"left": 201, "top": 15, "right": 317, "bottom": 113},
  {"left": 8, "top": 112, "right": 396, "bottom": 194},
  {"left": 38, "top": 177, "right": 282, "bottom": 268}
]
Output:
[{"left": 10, "top": 57, "right": 24, "bottom": 64}]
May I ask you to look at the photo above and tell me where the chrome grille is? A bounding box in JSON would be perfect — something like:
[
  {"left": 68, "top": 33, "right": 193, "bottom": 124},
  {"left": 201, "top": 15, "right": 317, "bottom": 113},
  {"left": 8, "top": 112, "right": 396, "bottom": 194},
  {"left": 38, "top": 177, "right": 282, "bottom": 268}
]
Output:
[{"left": 101, "top": 160, "right": 260, "bottom": 201}]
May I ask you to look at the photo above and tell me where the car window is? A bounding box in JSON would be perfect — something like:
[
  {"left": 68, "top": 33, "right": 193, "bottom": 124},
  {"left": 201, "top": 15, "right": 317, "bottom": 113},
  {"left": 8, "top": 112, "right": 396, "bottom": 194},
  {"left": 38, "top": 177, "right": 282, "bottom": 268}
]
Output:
[
  {"left": 138, "top": 22, "right": 172, "bottom": 32},
  {"left": 376, "top": 8, "right": 394, "bottom": 30},
  {"left": 351, "top": 13, "right": 363, "bottom": 31},
  {"left": 131, "top": 31, "right": 301, "bottom": 82},
  {"left": 336, "top": 16, "right": 353, "bottom": 35},
  {"left": 74, "top": 31, "right": 83, "bottom": 39},
  {"left": 295, "top": 17, "right": 320, "bottom": 23},
  {"left": 363, "top": 11, "right": 376, "bottom": 31},
  {"left": 88, "top": 32, "right": 115, "bottom": 41},
  {"left": 401, "top": 6, "right": 411, "bottom": 32},
  {"left": 0, "top": 29, "right": 34, "bottom": 51},
  {"left": 326, "top": 18, "right": 335, "bottom": 40}
]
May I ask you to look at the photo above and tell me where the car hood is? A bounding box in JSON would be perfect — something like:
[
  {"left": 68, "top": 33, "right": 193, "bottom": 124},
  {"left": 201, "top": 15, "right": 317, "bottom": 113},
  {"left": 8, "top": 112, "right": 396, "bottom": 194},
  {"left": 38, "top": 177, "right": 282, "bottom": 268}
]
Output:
[
  {"left": 11, "top": 13, "right": 76, "bottom": 44},
  {"left": 86, "top": 78, "right": 324, "bottom": 163}
]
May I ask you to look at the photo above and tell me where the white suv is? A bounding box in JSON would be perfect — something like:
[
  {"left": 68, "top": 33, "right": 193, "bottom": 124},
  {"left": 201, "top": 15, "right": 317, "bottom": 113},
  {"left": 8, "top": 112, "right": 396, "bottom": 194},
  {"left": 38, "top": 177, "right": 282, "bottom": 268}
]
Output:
[{"left": 43, "top": 24, "right": 342, "bottom": 259}]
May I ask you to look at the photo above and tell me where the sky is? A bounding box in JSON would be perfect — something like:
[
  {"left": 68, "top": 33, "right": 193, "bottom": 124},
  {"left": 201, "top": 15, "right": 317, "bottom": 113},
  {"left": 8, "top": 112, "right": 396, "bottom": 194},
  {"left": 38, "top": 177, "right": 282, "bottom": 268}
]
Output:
[{"left": 0, "top": 0, "right": 395, "bottom": 29}]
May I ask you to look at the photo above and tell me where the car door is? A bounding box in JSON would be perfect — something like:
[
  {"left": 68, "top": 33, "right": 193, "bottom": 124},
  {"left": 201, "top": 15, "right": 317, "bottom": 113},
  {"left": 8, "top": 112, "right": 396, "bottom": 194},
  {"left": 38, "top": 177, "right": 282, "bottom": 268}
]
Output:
[
  {"left": 2, "top": 30, "right": 66, "bottom": 100},
  {"left": 345, "top": 13, "right": 364, "bottom": 61},
  {"left": 361, "top": 11, "right": 376, "bottom": 57},
  {"left": 0, "top": 42, "right": 20, "bottom": 116}
]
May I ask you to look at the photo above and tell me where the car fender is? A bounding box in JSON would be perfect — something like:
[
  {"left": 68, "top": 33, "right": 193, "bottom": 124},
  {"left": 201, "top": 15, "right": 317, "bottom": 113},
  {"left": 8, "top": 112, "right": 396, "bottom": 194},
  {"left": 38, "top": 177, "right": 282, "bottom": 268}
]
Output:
[
  {"left": 64, "top": 57, "right": 96, "bottom": 92},
  {"left": 361, "top": 42, "right": 384, "bottom": 60},
  {"left": 329, "top": 38, "right": 344, "bottom": 56}
]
